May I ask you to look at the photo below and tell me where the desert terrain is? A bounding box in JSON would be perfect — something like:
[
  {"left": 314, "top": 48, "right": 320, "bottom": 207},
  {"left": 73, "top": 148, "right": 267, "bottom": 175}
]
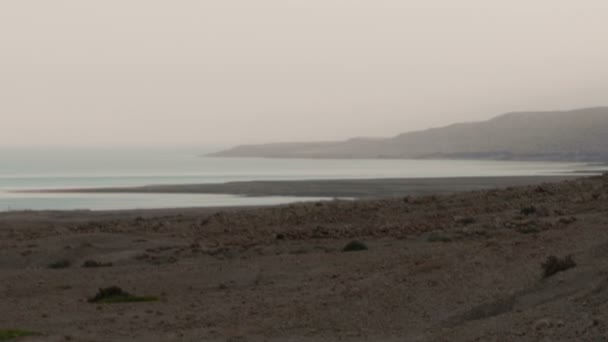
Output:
[{"left": 1, "top": 174, "right": 608, "bottom": 341}]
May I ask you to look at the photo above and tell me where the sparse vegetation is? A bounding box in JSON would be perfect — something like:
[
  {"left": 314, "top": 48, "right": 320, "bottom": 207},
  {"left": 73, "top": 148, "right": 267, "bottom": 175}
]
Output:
[
  {"left": 48, "top": 260, "right": 71, "bottom": 269},
  {"left": 456, "top": 217, "right": 476, "bottom": 226},
  {"left": 517, "top": 225, "right": 541, "bottom": 234},
  {"left": 427, "top": 233, "right": 452, "bottom": 243},
  {"left": 88, "top": 286, "right": 159, "bottom": 304},
  {"left": 0, "top": 329, "right": 38, "bottom": 340},
  {"left": 542, "top": 255, "right": 576, "bottom": 278},
  {"left": 343, "top": 241, "right": 368, "bottom": 252},
  {"left": 82, "top": 260, "right": 113, "bottom": 268},
  {"left": 559, "top": 216, "right": 577, "bottom": 225},
  {"left": 520, "top": 206, "right": 537, "bottom": 216}
]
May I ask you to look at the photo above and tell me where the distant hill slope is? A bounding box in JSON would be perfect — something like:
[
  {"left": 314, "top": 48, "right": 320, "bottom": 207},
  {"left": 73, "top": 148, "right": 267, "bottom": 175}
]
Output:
[{"left": 210, "top": 107, "right": 608, "bottom": 161}]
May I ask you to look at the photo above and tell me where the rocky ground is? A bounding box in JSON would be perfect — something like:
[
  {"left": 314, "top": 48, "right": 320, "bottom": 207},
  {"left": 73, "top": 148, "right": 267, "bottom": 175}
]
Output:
[{"left": 1, "top": 174, "right": 608, "bottom": 341}]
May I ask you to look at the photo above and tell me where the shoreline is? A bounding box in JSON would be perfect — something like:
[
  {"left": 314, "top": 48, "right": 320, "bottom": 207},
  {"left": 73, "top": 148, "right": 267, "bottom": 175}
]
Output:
[{"left": 19, "top": 175, "right": 582, "bottom": 199}]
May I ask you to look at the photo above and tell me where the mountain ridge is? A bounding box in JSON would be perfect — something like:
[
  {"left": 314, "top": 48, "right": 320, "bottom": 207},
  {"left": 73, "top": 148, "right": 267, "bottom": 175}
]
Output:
[{"left": 210, "top": 107, "right": 608, "bottom": 161}]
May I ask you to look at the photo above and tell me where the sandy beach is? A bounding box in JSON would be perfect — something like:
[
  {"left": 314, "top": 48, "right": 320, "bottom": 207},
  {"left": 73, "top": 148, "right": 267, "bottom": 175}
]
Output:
[{"left": 1, "top": 174, "right": 607, "bottom": 341}]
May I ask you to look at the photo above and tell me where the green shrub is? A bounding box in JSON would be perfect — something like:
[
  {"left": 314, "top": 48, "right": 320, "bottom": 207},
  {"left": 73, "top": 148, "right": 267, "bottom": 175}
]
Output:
[
  {"left": 520, "top": 206, "right": 537, "bottom": 216},
  {"left": 427, "top": 233, "right": 452, "bottom": 243},
  {"left": 48, "top": 260, "right": 71, "bottom": 269},
  {"left": 517, "top": 225, "right": 541, "bottom": 234},
  {"left": 0, "top": 329, "right": 38, "bottom": 340},
  {"left": 343, "top": 241, "right": 368, "bottom": 252},
  {"left": 88, "top": 286, "right": 158, "bottom": 304},
  {"left": 456, "top": 217, "right": 476, "bottom": 226},
  {"left": 542, "top": 255, "right": 576, "bottom": 278}
]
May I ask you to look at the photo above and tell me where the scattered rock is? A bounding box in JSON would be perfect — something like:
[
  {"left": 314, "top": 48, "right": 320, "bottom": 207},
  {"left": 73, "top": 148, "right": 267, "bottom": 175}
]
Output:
[
  {"left": 542, "top": 255, "right": 576, "bottom": 278},
  {"left": 82, "top": 260, "right": 113, "bottom": 268}
]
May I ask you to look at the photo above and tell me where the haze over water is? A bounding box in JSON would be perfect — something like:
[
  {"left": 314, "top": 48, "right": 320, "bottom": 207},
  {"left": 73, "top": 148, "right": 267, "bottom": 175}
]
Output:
[{"left": 0, "top": 147, "right": 602, "bottom": 212}]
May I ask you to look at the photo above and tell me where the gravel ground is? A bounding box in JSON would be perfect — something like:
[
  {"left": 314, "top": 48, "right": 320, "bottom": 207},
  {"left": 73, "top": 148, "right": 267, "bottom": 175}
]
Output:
[{"left": 1, "top": 174, "right": 608, "bottom": 341}]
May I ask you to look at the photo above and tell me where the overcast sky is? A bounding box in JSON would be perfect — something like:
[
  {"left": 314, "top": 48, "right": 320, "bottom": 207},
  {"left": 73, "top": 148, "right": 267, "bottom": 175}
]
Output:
[{"left": 1, "top": 0, "right": 607, "bottom": 146}]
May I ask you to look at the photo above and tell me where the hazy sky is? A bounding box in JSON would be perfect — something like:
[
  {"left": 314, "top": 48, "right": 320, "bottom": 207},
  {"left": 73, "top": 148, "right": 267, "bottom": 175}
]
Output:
[{"left": 1, "top": 0, "right": 607, "bottom": 146}]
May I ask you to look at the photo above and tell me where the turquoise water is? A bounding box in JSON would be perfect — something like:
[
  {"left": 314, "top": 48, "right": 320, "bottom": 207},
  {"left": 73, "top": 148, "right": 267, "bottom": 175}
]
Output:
[{"left": 0, "top": 147, "right": 602, "bottom": 211}]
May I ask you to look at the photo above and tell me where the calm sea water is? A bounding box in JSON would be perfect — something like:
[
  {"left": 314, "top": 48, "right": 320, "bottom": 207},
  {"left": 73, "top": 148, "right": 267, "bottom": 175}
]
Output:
[{"left": 0, "top": 147, "right": 602, "bottom": 211}]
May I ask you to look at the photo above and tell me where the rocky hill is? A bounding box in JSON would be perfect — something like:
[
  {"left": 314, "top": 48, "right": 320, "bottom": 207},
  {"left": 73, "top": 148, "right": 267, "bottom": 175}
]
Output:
[{"left": 211, "top": 107, "right": 608, "bottom": 161}]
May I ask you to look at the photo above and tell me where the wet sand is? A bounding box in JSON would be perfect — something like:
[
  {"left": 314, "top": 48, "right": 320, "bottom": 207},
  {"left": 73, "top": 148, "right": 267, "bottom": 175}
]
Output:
[{"left": 29, "top": 175, "right": 578, "bottom": 198}]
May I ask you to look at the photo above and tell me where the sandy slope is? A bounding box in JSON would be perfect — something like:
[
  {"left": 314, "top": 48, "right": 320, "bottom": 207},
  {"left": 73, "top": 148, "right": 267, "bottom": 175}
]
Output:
[{"left": 1, "top": 174, "right": 608, "bottom": 341}]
